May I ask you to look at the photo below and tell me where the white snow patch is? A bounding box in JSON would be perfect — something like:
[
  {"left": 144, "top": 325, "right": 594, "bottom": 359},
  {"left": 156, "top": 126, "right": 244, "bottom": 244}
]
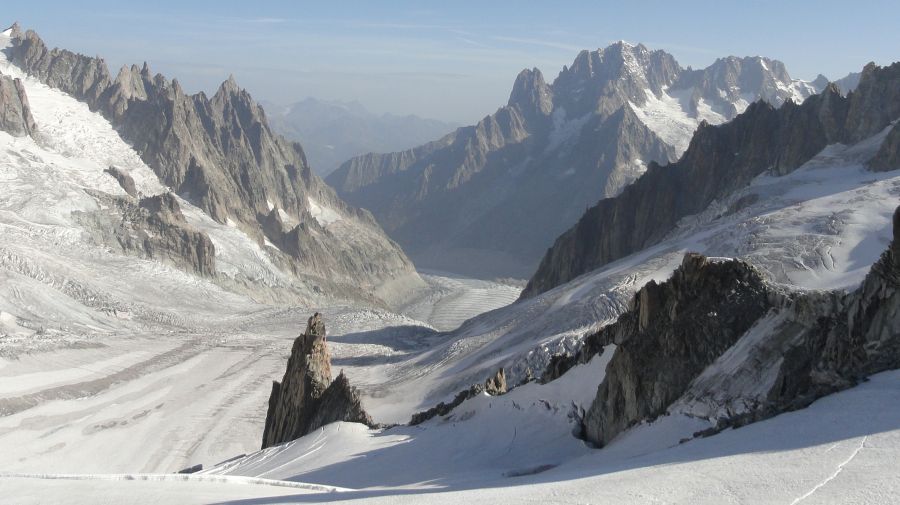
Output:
[{"left": 306, "top": 197, "right": 341, "bottom": 226}]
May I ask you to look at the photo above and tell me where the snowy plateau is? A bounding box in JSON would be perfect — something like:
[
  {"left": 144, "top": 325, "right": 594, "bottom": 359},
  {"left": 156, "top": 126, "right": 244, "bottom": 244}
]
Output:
[{"left": 0, "top": 26, "right": 899, "bottom": 505}]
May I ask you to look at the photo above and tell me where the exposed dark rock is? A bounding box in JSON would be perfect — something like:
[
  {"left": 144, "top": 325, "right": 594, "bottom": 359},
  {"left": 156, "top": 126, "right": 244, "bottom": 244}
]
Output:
[
  {"left": 523, "top": 62, "right": 900, "bottom": 298},
  {"left": 0, "top": 72, "right": 36, "bottom": 137},
  {"left": 262, "top": 313, "right": 373, "bottom": 449},
  {"left": 409, "top": 368, "right": 507, "bottom": 425},
  {"left": 177, "top": 464, "right": 203, "bottom": 474},
  {"left": 577, "top": 206, "right": 900, "bottom": 446},
  {"left": 104, "top": 166, "right": 137, "bottom": 197},
  {"left": 580, "top": 253, "right": 773, "bottom": 446},
  {"left": 4, "top": 27, "right": 421, "bottom": 305}
]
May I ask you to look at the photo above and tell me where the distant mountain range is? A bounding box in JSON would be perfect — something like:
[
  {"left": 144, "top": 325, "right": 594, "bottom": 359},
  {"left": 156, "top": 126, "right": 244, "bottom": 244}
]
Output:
[
  {"left": 327, "top": 42, "right": 861, "bottom": 279},
  {"left": 264, "top": 98, "right": 458, "bottom": 176}
]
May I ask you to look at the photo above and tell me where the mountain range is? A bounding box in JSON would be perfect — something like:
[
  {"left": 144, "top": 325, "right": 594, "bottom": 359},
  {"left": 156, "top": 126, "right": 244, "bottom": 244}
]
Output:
[
  {"left": 2, "top": 23, "right": 422, "bottom": 306},
  {"left": 326, "top": 42, "right": 843, "bottom": 278},
  {"left": 2, "top": 18, "right": 899, "bottom": 505},
  {"left": 265, "top": 97, "right": 458, "bottom": 177}
]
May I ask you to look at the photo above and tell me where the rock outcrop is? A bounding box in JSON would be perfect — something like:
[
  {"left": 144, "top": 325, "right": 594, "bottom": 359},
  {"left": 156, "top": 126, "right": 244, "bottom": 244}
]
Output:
[
  {"left": 326, "top": 43, "right": 819, "bottom": 278},
  {"left": 104, "top": 166, "right": 137, "bottom": 197},
  {"left": 580, "top": 254, "right": 774, "bottom": 446},
  {"left": 4, "top": 27, "right": 422, "bottom": 305},
  {"left": 262, "top": 313, "right": 373, "bottom": 449},
  {"left": 409, "top": 368, "right": 508, "bottom": 425},
  {"left": 523, "top": 62, "right": 900, "bottom": 298},
  {"left": 74, "top": 191, "right": 216, "bottom": 277},
  {"left": 575, "top": 205, "right": 900, "bottom": 447},
  {"left": 0, "top": 71, "right": 36, "bottom": 137}
]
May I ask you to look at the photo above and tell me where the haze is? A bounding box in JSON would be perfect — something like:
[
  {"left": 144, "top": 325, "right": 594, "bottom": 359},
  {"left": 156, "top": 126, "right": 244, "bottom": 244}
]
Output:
[{"left": 6, "top": 0, "right": 896, "bottom": 123}]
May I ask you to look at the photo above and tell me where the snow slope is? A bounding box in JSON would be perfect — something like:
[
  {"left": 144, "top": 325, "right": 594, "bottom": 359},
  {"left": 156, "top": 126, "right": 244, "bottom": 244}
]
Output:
[
  {"left": 6, "top": 369, "right": 899, "bottom": 504},
  {"left": 1, "top": 24, "right": 899, "bottom": 504},
  {"left": 0, "top": 26, "right": 519, "bottom": 476}
]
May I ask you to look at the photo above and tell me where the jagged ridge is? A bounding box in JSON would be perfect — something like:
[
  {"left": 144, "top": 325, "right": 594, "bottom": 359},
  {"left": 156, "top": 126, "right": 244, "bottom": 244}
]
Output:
[
  {"left": 327, "top": 42, "right": 822, "bottom": 278},
  {"left": 522, "top": 62, "right": 900, "bottom": 298},
  {"left": 2, "top": 24, "right": 421, "bottom": 304}
]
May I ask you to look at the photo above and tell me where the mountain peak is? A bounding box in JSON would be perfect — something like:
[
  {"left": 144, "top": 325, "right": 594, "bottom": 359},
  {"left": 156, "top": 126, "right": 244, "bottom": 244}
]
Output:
[
  {"left": 220, "top": 74, "right": 240, "bottom": 93},
  {"left": 508, "top": 67, "right": 552, "bottom": 117},
  {"left": 3, "top": 22, "right": 21, "bottom": 39}
]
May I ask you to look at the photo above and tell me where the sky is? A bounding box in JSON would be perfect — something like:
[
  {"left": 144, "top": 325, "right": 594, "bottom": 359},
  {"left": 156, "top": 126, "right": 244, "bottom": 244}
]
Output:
[{"left": 5, "top": 1, "right": 898, "bottom": 123}]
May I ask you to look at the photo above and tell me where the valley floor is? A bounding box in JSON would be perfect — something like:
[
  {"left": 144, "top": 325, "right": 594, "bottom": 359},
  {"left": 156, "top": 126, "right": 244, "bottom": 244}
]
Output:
[{"left": 0, "top": 271, "right": 518, "bottom": 476}]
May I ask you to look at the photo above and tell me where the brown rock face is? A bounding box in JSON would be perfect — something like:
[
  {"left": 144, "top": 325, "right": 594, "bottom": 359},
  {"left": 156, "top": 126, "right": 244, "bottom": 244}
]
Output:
[
  {"left": 0, "top": 73, "right": 37, "bottom": 137},
  {"left": 261, "top": 313, "right": 373, "bottom": 449}
]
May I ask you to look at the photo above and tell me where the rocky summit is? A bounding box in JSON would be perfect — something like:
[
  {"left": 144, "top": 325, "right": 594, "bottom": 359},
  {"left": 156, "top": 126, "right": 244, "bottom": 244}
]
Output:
[{"left": 261, "top": 313, "right": 373, "bottom": 449}]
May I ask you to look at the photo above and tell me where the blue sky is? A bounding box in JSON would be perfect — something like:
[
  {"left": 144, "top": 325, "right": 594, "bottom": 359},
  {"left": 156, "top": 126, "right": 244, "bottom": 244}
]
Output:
[{"left": 6, "top": 1, "right": 897, "bottom": 123}]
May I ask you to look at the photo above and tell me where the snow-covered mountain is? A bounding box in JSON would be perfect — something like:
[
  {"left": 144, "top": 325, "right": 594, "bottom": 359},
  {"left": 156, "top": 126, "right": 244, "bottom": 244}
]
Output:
[
  {"left": 326, "top": 42, "right": 827, "bottom": 278},
  {"left": 1, "top": 24, "right": 423, "bottom": 307},
  {"left": 2, "top": 20, "right": 899, "bottom": 505},
  {"left": 266, "top": 97, "right": 458, "bottom": 177},
  {"left": 523, "top": 61, "right": 900, "bottom": 297}
]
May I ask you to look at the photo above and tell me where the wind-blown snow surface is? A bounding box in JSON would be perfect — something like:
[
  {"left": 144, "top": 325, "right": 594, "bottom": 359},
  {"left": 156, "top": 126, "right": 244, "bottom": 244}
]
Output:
[{"left": 6, "top": 370, "right": 900, "bottom": 503}]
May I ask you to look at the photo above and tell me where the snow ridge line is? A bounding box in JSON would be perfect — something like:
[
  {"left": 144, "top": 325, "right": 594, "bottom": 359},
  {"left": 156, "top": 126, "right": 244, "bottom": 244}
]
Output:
[
  {"left": 0, "top": 472, "right": 352, "bottom": 493},
  {"left": 789, "top": 435, "right": 868, "bottom": 505}
]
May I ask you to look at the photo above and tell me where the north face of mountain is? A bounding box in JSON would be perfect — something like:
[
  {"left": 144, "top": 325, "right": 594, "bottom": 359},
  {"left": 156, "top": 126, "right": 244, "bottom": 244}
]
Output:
[
  {"left": 327, "top": 42, "right": 819, "bottom": 279},
  {"left": 4, "top": 26, "right": 422, "bottom": 305},
  {"left": 266, "top": 97, "right": 458, "bottom": 177},
  {"left": 523, "top": 62, "right": 900, "bottom": 298}
]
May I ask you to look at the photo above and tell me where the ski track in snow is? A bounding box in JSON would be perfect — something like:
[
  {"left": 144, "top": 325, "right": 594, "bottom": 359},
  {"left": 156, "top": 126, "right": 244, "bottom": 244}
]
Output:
[{"left": 789, "top": 435, "right": 868, "bottom": 505}]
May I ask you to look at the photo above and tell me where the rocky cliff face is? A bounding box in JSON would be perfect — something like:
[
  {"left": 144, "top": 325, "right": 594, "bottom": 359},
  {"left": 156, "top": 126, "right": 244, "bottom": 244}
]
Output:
[
  {"left": 576, "top": 206, "right": 900, "bottom": 447},
  {"left": 74, "top": 190, "right": 216, "bottom": 277},
  {"left": 327, "top": 42, "right": 820, "bottom": 279},
  {"left": 3, "top": 25, "right": 421, "bottom": 305},
  {"left": 0, "top": 71, "right": 36, "bottom": 137},
  {"left": 580, "top": 254, "right": 774, "bottom": 445},
  {"left": 262, "top": 313, "right": 373, "bottom": 449},
  {"left": 523, "top": 62, "right": 900, "bottom": 298}
]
